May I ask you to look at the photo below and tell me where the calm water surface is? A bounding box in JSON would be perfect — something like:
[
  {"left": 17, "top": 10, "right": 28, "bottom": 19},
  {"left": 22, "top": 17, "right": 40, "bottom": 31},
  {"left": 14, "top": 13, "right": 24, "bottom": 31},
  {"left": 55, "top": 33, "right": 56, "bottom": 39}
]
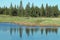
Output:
[{"left": 0, "top": 23, "right": 60, "bottom": 40}]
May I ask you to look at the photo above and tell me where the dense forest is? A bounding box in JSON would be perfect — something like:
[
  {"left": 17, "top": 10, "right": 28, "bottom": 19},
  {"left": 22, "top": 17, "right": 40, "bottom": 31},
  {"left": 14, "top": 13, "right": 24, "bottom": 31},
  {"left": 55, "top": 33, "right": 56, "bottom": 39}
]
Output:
[{"left": 0, "top": 0, "right": 60, "bottom": 17}]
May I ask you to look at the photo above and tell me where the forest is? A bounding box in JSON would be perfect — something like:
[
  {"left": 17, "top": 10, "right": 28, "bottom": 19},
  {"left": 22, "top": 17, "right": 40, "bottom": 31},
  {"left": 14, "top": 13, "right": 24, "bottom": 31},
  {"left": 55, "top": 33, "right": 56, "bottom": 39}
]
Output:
[{"left": 0, "top": 0, "right": 60, "bottom": 17}]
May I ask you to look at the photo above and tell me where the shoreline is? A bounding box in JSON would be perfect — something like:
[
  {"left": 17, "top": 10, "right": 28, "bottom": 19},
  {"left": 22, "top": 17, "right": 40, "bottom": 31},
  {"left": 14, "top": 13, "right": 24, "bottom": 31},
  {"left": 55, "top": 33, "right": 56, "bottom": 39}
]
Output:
[
  {"left": 0, "top": 15, "right": 60, "bottom": 27},
  {"left": 17, "top": 23, "right": 60, "bottom": 27},
  {"left": 10, "top": 22, "right": 60, "bottom": 27}
]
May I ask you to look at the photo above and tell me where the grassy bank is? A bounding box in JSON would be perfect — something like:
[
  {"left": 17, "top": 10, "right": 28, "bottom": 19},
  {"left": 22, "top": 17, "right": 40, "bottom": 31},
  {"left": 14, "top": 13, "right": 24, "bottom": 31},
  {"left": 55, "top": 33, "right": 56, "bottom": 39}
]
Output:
[{"left": 0, "top": 15, "right": 60, "bottom": 26}]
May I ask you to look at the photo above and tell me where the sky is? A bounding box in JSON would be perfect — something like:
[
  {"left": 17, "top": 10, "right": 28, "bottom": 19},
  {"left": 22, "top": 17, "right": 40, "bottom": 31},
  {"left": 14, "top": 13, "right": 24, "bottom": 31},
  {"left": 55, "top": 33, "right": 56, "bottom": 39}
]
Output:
[{"left": 0, "top": 0, "right": 60, "bottom": 9}]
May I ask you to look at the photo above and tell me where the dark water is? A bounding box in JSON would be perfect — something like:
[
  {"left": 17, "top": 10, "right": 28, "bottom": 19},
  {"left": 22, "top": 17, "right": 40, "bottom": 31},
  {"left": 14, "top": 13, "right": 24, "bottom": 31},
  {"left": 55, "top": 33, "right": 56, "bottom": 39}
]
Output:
[{"left": 0, "top": 23, "right": 60, "bottom": 40}]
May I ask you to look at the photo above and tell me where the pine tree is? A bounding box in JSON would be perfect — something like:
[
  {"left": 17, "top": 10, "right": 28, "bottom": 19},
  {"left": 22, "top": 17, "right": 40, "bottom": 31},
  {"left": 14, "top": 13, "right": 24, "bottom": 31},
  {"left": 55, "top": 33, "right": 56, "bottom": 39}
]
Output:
[
  {"left": 12, "top": 5, "right": 17, "bottom": 16},
  {"left": 25, "top": 2, "right": 31, "bottom": 17},
  {"left": 53, "top": 5, "right": 59, "bottom": 17},
  {"left": 46, "top": 4, "right": 49, "bottom": 17},
  {"left": 31, "top": 3, "right": 35, "bottom": 17},
  {"left": 35, "top": 6, "right": 40, "bottom": 17},
  {"left": 18, "top": 0, "right": 24, "bottom": 16},
  {"left": 40, "top": 4, "right": 45, "bottom": 17},
  {"left": 9, "top": 3, "right": 13, "bottom": 16},
  {"left": 3, "top": 6, "right": 8, "bottom": 15}
]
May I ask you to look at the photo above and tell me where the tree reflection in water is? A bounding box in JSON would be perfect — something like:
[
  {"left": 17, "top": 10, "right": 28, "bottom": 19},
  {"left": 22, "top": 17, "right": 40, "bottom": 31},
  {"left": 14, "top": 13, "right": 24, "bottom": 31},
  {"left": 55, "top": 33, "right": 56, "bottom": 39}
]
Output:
[
  {"left": 19, "top": 28, "right": 23, "bottom": 38},
  {"left": 45, "top": 28, "right": 58, "bottom": 35},
  {"left": 10, "top": 28, "right": 13, "bottom": 35},
  {"left": 25, "top": 28, "right": 30, "bottom": 36},
  {"left": 41, "top": 28, "right": 43, "bottom": 34},
  {"left": 9, "top": 27, "right": 58, "bottom": 38},
  {"left": 31, "top": 28, "right": 34, "bottom": 35}
]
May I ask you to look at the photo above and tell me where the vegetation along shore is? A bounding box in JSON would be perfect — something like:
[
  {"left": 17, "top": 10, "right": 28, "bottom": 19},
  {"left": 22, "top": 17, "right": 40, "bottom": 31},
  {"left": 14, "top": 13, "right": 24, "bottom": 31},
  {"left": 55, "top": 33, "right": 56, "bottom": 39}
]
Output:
[
  {"left": 0, "top": 0, "right": 60, "bottom": 27},
  {"left": 0, "top": 15, "right": 60, "bottom": 27}
]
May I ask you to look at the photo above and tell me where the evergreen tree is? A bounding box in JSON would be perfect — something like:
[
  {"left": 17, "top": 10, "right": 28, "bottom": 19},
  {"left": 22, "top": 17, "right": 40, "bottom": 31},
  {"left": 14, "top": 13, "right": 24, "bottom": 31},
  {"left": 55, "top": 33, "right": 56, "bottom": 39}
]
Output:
[
  {"left": 40, "top": 4, "right": 45, "bottom": 17},
  {"left": 18, "top": 0, "right": 24, "bottom": 16},
  {"left": 53, "top": 5, "right": 59, "bottom": 17},
  {"left": 0, "top": 7, "right": 4, "bottom": 14},
  {"left": 35, "top": 6, "right": 40, "bottom": 17},
  {"left": 9, "top": 3, "right": 13, "bottom": 16},
  {"left": 25, "top": 2, "right": 31, "bottom": 17},
  {"left": 12, "top": 5, "right": 17, "bottom": 16},
  {"left": 45, "top": 4, "right": 50, "bottom": 17},
  {"left": 31, "top": 3, "right": 35, "bottom": 17},
  {"left": 3, "top": 6, "right": 9, "bottom": 15}
]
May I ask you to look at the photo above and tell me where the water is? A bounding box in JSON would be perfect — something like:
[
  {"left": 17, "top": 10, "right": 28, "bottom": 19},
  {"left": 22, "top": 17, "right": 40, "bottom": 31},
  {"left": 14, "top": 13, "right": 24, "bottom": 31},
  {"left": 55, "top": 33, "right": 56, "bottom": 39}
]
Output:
[{"left": 0, "top": 23, "right": 60, "bottom": 40}]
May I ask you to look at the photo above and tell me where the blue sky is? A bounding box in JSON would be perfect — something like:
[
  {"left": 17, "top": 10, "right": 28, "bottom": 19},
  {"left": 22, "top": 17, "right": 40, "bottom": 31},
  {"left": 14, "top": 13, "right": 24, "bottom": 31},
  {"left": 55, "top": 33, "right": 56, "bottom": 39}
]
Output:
[{"left": 0, "top": 0, "right": 60, "bottom": 9}]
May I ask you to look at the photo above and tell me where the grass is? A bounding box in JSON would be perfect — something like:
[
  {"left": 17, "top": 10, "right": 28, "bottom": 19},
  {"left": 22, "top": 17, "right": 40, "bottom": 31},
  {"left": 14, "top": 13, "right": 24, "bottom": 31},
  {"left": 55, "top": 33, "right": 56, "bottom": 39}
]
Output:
[{"left": 0, "top": 15, "right": 60, "bottom": 26}]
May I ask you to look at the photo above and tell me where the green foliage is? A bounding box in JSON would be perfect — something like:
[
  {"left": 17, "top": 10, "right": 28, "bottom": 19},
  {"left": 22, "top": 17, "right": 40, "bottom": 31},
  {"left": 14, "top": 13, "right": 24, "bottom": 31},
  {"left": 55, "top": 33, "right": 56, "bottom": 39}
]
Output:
[
  {"left": 0, "top": 1, "right": 60, "bottom": 17},
  {"left": 25, "top": 2, "right": 31, "bottom": 17},
  {"left": 9, "top": 3, "right": 13, "bottom": 16},
  {"left": 18, "top": 0, "right": 24, "bottom": 17},
  {"left": 40, "top": 4, "right": 45, "bottom": 17}
]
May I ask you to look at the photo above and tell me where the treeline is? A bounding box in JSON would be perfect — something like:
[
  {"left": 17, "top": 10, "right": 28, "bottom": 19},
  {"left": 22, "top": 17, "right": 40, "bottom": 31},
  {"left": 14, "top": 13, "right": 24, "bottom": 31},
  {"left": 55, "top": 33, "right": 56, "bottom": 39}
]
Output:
[{"left": 0, "top": 1, "right": 60, "bottom": 17}]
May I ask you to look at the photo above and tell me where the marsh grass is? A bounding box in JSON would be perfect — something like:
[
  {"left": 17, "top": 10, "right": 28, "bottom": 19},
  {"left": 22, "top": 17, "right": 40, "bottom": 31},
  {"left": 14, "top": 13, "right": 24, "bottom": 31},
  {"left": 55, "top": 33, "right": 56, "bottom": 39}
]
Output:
[{"left": 0, "top": 15, "right": 60, "bottom": 26}]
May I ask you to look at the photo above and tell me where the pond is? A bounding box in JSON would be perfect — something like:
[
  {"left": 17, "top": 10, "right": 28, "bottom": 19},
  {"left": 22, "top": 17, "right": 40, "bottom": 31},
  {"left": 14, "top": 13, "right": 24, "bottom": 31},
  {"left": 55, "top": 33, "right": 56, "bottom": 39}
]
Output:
[{"left": 0, "top": 23, "right": 60, "bottom": 40}]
